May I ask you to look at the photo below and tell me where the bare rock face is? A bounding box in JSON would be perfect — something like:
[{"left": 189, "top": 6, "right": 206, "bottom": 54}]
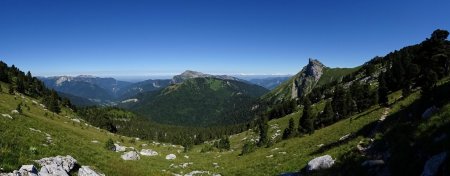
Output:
[
  {"left": 121, "top": 151, "right": 140, "bottom": 160},
  {"left": 291, "top": 59, "right": 325, "bottom": 99},
  {"left": 171, "top": 70, "right": 242, "bottom": 84},
  {"left": 78, "top": 166, "right": 105, "bottom": 176},
  {"left": 140, "top": 149, "right": 158, "bottom": 156},
  {"left": 307, "top": 155, "right": 335, "bottom": 171},
  {"left": 35, "top": 155, "right": 77, "bottom": 175}
]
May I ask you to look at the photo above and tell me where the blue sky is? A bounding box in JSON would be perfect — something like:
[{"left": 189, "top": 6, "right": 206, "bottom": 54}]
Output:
[{"left": 0, "top": 0, "right": 449, "bottom": 78}]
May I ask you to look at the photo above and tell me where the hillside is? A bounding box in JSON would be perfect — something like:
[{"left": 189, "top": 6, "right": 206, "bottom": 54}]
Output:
[
  {"left": 1, "top": 29, "right": 449, "bottom": 176},
  {"left": 262, "top": 59, "right": 358, "bottom": 104},
  {"left": 125, "top": 76, "right": 269, "bottom": 127},
  {"left": 115, "top": 79, "right": 171, "bottom": 100}
]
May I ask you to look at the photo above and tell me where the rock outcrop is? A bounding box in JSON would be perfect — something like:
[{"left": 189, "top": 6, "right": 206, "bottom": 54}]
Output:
[
  {"left": 121, "top": 151, "right": 140, "bottom": 160},
  {"left": 307, "top": 155, "right": 335, "bottom": 171},
  {"left": 35, "top": 155, "right": 77, "bottom": 174},
  {"left": 291, "top": 59, "right": 324, "bottom": 99},
  {"left": 171, "top": 70, "right": 242, "bottom": 84},
  {"left": 140, "top": 149, "right": 158, "bottom": 156},
  {"left": 78, "top": 166, "right": 105, "bottom": 176},
  {"left": 421, "top": 152, "right": 447, "bottom": 176},
  {"left": 165, "top": 154, "right": 176, "bottom": 160}
]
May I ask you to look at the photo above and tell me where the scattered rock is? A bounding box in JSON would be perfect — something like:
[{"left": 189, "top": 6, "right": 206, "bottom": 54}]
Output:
[
  {"left": 114, "top": 144, "right": 127, "bottom": 152},
  {"left": 266, "top": 155, "right": 274, "bottom": 158},
  {"left": 19, "top": 165, "right": 38, "bottom": 176},
  {"left": 10, "top": 110, "right": 19, "bottom": 114},
  {"left": 279, "top": 152, "right": 287, "bottom": 155},
  {"left": 35, "top": 155, "right": 77, "bottom": 173},
  {"left": 271, "top": 148, "right": 280, "bottom": 151},
  {"left": 91, "top": 140, "right": 99, "bottom": 144},
  {"left": 141, "top": 143, "right": 148, "bottom": 147},
  {"left": 71, "top": 119, "right": 80, "bottom": 123},
  {"left": 29, "top": 128, "right": 42, "bottom": 133},
  {"left": 422, "top": 106, "right": 438, "bottom": 119},
  {"left": 121, "top": 151, "right": 141, "bottom": 161},
  {"left": 212, "top": 163, "right": 219, "bottom": 168},
  {"left": 165, "top": 154, "right": 176, "bottom": 160},
  {"left": 39, "top": 164, "right": 69, "bottom": 176},
  {"left": 78, "top": 166, "right": 105, "bottom": 176},
  {"left": 361, "top": 160, "right": 385, "bottom": 167},
  {"left": 184, "top": 155, "right": 189, "bottom": 159},
  {"left": 140, "top": 149, "right": 158, "bottom": 156},
  {"left": 339, "top": 133, "right": 351, "bottom": 141},
  {"left": 1, "top": 114, "right": 12, "bottom": 119},
  {"left": 307, "top": 155, "right": 335, "bottom": 171},
  {"left": 316, "top": 144, "right": 324, "bottom": 148},
  {"left": 421, "top": 152, "right": 447, "bottom": 176}
]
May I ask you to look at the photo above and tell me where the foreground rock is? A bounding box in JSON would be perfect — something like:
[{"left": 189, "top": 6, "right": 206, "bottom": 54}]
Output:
[
  {"left": 307, "top": 155, "right": 335, "bottom": 171},
  {"left": 140, "top": 149, "right": 158, "bottom": 156},
  {"left": 121, "top": 151, "right": 141, "bottom": 160},
  {"left": 421, "top": 152, "right": 447, "bottom": 176},
  {"left": 165, "top": 154, "right": 176, "bottom": 160},
  {"left": 114, "top": 143, "right": 127, "bottom": 152},
  {"left": 0, "top": 156, "right": 104, "bottom": 176},
  {"left": 78, "top": 166, "right": 105, "bottom": 176},
  {"left": 0, "top": 165, "right": 38, "bottom": 176}
]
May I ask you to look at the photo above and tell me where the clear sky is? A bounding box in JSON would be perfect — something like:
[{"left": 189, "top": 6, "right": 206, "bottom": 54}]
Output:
[{"left": 1, "top": 0, "right": 449, "bottom": 78}]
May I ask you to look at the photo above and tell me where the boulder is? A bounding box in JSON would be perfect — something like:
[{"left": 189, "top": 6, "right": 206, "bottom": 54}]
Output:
[
  {"left": 39, "top": 164, "right": 68, "bottom": 176},
  {"left": 140, "top": 149, "right": 158, "bottom": 156},
  {"left": 78, "top": 166, "right": 105, "bottom": 176},
  {"left": 422, "top": 106, "right": 438, "bottom": 119},
  {"left": 307, "top": 155, "right": 335, "bottom": 171},
  {"left": 0, "top": 165, "right": 40, "bottom": 176},
  {"left": 114, "top": 144, "right": 127, "bottom": 152},
  {"left": 35, "top": 155, "right": 77, "bottom": 173},
  {"left": 121, "top": 151, "right": 140, "bottom": 160},
  {"left": 421, "top": 152, "right": 447, "bottom": 176},
  {"left": 1, "top": 114, "right": 13, "bottom": 119},
  {"left": 11, "top": 110, "right": 19, "bottom": 114},
  {"left": 165, "top": 154, "right": 176, "bottom": 160}
]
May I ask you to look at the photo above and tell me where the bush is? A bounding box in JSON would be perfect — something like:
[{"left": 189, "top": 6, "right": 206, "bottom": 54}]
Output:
[
  {"left": 240, "top": 141, "right": 256, "bottom": 156},
  {"left": 105, "top": 138, "right": 115, "bottom": 151}
]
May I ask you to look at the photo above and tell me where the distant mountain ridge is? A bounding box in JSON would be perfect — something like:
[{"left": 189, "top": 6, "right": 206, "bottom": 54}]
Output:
[{"left": 172, "top": 70, "right": 245, "bottom": 84}]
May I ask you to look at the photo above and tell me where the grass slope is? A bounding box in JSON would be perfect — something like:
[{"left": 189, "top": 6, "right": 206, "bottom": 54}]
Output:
[{"left": 0, "top": 80, "right": 438, "bottom": 176}]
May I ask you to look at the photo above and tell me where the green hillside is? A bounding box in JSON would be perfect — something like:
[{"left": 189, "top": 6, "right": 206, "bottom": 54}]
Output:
[{"left": 127, "top": 77, "right": 268, "bottom": 127}]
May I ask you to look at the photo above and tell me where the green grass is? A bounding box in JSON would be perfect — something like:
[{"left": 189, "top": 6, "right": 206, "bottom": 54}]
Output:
[{"left": 0, "top": 81, "right": 427, "bottom": 176}]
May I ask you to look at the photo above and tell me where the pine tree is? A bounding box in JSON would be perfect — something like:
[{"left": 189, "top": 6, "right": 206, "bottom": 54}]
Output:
[
  {"left": 378, "top": 73, "right": 389, "bottom": 106},
  {"left": 282, "top": 118, "right": 295, "bottom": 139},
  {"left": 0, "top": 83, "right": 2, "bottom": 93},
  {"left": 257, "top": 117, "right": 269, "bottom": 147},
  {"left": 8, "top": 84, "right": 14, "bottom": 95},
  {"left": 321, "top": 101, "right": 334, "bottom": 126},
  {"left": 299, "top": 99, "right": 314, "bottom": 134}
]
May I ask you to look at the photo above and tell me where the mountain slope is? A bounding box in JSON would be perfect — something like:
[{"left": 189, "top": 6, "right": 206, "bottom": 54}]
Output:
[
  {"left": 116, "top": 79, "right": 171, "bottom": 99},
  {"left": 127, "top": 76, "right": 268, "bottom": 126},
  {"left": 40, "top": 75, "right": 132, "bottom": 102},
  {"left": 262, "top": 59, "right": 357, "bottom": 103}
]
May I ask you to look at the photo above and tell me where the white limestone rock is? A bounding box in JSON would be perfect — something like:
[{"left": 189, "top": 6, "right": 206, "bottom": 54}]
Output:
[
  {"left": 140, "top": 149, "right": 158, "bottom": 156},
  {"left": 165, "top": 154, "right": 176, "bottom": 160},
  {"left": 78, "top": 166, "right": 105, "bottom": 176},
  {"left": 35, "top": 155, "right": 77, "bottom": 173},
  {"left": 121, "top": 151, "right": 140, "bottom": 160},
  {"left": 307, "top": 155, "right": 335, "bottom": 171}
]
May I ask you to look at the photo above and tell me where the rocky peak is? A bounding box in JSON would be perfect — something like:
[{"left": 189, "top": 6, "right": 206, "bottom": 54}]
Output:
[
  {"left": 305, "top": 58, "right": 325, "bottom": 82},
  {"left": 171, "top": 70, "right": 242, "bottom": 84}
]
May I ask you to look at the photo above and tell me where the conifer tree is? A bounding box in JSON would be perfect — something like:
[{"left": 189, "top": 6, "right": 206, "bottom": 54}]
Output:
[
  {"left": 299, "top": 99, "right": 314, "bottom": 134},
  {"left": 378, "top": 73, "right": 389, "bottom": 106},
  {"left": 282, "top": 118, "right": 295, "bottom": 139}
]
